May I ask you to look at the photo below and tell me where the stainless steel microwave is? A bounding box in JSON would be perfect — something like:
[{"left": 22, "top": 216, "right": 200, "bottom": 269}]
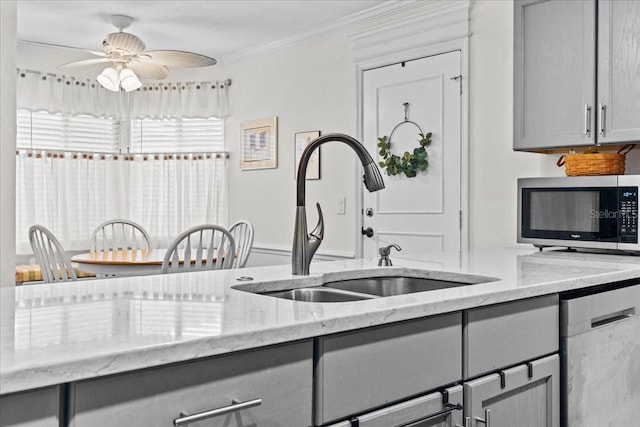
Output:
[{"left": 518, "top": 176, "right": 640, "bottom": 252}]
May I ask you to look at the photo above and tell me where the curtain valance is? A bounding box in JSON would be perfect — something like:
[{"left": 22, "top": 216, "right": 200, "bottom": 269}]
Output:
[{"left": 16, "top": 69, "right": 231, "bottom": 119}]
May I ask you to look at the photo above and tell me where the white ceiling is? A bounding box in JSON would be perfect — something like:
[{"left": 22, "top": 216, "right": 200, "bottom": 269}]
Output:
[{"left": 17, "top": 0, "right": 390, "bottom": 63}]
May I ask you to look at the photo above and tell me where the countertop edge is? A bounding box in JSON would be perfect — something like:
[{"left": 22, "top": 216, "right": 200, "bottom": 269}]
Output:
[{"left": 3, "top": 264, "right": 639, "bottom": 395}]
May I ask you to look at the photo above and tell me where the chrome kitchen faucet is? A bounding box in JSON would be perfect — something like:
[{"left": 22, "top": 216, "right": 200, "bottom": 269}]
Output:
[{"left": 292, "top": 133, "right": 385, "bottom": 275}]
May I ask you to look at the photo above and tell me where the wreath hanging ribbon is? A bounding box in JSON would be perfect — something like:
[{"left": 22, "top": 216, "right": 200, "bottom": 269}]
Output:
[{"left": 377, "top": 103, "right": 432, "bottom": 178}]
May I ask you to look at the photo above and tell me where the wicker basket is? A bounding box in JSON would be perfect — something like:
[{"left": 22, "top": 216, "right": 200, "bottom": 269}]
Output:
[{"left": 562, "top": 153, "right": 625, "bottom": 176}]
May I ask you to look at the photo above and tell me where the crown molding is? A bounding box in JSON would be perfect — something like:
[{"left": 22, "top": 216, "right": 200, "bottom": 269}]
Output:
[
  {"left": 220, "top": 0, "right": 423, "bottom": 65},
  {"left": 349, "top": 0, "right": 472, "bottom": 64}
]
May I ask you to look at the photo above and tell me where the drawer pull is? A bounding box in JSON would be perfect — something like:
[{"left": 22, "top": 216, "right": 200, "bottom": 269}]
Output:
[
  {"left": 591, "top": 308, "right": 635, "bottom": 329},
  {"left": 174, "top": 398, "right": 262, "bottom": 426},
  {"left": 396, "top": 403, "right": 462, "bottom": 427},
  {"left": 475, "top": 409, "right": 491, "bottom": 426}
]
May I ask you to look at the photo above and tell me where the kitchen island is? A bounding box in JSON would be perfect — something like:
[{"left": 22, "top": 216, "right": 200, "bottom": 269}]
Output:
[{"left": 2, "top": 246, "right": 640, "bottom": 426}]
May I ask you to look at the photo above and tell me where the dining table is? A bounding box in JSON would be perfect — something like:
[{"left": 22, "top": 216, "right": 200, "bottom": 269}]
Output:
[
  {"left": 71, "top": 249, "right": 170, "bottom": 277},
  {"left": 71, "top": 246, "right": 234, "bottom": 277}
]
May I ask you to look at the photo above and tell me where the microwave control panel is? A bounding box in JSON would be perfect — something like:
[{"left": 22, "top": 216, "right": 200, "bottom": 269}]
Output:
[{"left": 619, "top": 187, "right": 638, "bottom": 243}]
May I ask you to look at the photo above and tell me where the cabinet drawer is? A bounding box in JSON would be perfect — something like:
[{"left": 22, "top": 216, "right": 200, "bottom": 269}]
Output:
[
  {"left": 464, "top": 294, "right": 559, "bottom": 379},
  {"left": 327, "top": 385, "right": 463, "bottom": 427},
  {"left": 70, "top": 340, "right": 312, "bottom": 427},
  {"left": 315, "top": 313, "right": 462, "bottom": 425},
  {"left": 0, "top": 386, "right": 59, "bottom": 427}
]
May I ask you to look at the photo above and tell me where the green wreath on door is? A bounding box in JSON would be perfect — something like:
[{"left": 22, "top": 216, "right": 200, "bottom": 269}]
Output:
[{"left": 376, "top": 102, "right": 432, "bottom": 178}]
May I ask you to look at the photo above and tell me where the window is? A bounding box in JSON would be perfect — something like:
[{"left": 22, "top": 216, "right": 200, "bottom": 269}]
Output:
[
  {"left": 16, "top": 112, "right": 228, "bottom": 253},
  {"left": 17, "top": 110, "right": 120, "bottom": 152},
  {"left": 17, "top": 111, "right": 225, "bottom": 154},
  {"left": 130, "top": 117, "right": 225, "bottom": 153}
]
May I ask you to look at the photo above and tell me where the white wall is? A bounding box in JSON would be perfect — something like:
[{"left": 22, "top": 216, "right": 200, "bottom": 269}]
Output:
[
  {"left": 468, "top": 0, "right": 559, "bottom": 249},
  {"left": 221, "top": 32, "right": 359, "bottom": 258},
  {"left": 1, "top": 1, "right": 17, "bottom": 287}
]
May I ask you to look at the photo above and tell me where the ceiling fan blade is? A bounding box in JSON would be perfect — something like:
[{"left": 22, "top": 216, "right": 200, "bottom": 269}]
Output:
[
  {"left": 127, "top": 62, "right": 170, "bottom": 80},
  {"left": 105, "top": 32, "right": 146, "bottom": 54},
  {"left": 59, "top": 58, "right": 113, "bottom": 68},
  {"left": 20, "top": 39, "right": 109, "bottom": 57},
  {"left": 143, "top": 50, "right": 217, "bottom": 68}
]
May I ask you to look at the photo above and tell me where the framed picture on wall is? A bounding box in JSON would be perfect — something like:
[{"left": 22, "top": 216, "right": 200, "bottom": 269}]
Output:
[
  {"left": 294, "top": 130, "right": 321, "bottom": 180},
  {"left": 240, "top": 117, "right": 278, "bottom": 170}
]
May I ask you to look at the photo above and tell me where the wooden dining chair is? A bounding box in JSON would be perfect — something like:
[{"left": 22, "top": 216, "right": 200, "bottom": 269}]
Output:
[
  {"left": 161, "top": 225, "right": 236, "bottom": 274},
  {"left": 91, "top": 219, "right": 152, "bottom": 252},
  {"left": 228, "top": 220, "right": 254, "bottom": 268},
  {"left": 28, "top": 225, "right": 77, "bottom": 283}
]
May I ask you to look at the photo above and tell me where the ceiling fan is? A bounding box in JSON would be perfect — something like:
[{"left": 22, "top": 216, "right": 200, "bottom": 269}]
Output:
[{"left": 60, "top": 14, "right": 217, "bottom": 92}]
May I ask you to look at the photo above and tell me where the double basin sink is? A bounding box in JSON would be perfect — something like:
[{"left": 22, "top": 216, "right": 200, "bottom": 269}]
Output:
[{"left": 260, "top": 274, "right": 498, "bottom": 303}]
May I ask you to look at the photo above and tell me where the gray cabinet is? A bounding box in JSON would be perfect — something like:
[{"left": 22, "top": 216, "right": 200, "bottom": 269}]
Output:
[
  {"left": 0, "top": 386, "right": 59, "bottom": 427},
  {"left": 514, "top": 0, "right": 596, "bottom": 150},
  {"left": 464, "top": 354, "right": 560, "bottom": 427},
  {"left": 462, "top": 296, "right": 560, "bottom": 427},
  {"left": 597, "top": 0, "right": 640, "bottom": 145},
  {"left": 514, "top": 0, "right": 640, "bottom": 151},
  {"left": 314, "top": 313, "right": 462, "bottom": 426},
  {"left": 464, "top": 294, "right": 559, "bottom": 379},
  {"left": 68, "top": 341, "right": 313, "bottom": 427}
]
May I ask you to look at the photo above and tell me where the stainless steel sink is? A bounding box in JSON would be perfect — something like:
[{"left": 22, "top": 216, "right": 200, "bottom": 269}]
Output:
[
  {"left": 264, "top": 287, "right": 376, "bottom": 302},
  {"left": 323, "top": 276, "right": 482, "bottom": 297},
  {"left": 239, "top": 272, "right": 499, "bottom": 302}
]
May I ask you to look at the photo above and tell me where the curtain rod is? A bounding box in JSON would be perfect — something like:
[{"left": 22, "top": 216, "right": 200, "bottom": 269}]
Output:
[{"left": 17, "top": 68, "right": 232, "bottom": 86}]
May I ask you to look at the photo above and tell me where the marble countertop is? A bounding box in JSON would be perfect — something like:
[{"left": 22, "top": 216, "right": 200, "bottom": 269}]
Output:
[{"left": 3, "top": 246, "right": 640, "bottom": 395}]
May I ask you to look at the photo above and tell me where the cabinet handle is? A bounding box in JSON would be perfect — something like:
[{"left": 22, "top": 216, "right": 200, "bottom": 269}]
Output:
[
  {"left": 591, "top": 308, "right": 635, "bottom": 329},
  {"left": 174, "top": 398, "right": 262, "bottom": 426},
  {"left": 584, "top": 104, "right": 592, "bottom": 135},
  {"left": 475, "top": 408, "right": 491, "bottom": 426},
  {"left": 598, "top": 103, "right": 606, "bottom": 135},
  {"left": 396, "top": 403, "right": 462, "bottom": 427}
]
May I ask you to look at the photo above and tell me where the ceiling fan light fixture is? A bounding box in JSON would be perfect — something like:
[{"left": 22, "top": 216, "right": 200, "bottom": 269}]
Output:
[
  {"left": 119, "top": 68, "right": 142, "bottom": 92},
  {"left": 62, "top": 14, "right": 216, "bottom": 85},
  {"left": 97, "top": 67, "right": 120, "bottom": 91}
]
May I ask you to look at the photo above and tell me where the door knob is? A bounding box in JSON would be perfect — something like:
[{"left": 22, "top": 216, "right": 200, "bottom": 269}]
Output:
[
  {"left": 361, "top": 227, "right": 374, "bottom": 238},
  {"left": 365, "top": 208, "right": 374, "bottom": 217}
]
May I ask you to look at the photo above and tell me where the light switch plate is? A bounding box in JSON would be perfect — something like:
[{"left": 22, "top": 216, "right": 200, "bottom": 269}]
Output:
[{"left": 337, "top": 196, "right": 346, "bottom": 215}]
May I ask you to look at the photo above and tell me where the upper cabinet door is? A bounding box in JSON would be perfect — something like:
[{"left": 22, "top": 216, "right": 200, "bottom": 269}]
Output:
[
  {"left": 597, "top": 0, "right": 640, "bottom": 145},
  {"left": 514, "top": 0, "right": 596, "bottom": 150}
]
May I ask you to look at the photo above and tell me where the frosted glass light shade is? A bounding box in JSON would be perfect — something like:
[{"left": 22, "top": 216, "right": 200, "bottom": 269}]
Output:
[
  {"left": 119, "top": 68, "right": 142, "bottom": 92},
  {"left": 97, "top": 67, "right": 120, "bottom": 91}
]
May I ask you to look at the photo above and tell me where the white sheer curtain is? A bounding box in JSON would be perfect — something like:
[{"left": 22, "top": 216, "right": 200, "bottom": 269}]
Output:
[
  {"left": 17, "top": 70, "right": 125, "bottom": 119},
  {"left": 17, "top": 69, "right": 230, "bottom": 119},
  {"left": 129, "top": 80, "right": 230, "bottom": 119},
  {"left": 128, "top": 153, "right": 229, "bottom": 248},
  {"left": 16, "top": 68, "right": 231, "bottom": 254},
  {"left": 16, "top": 151, "right": 228, "bottom": 253}
]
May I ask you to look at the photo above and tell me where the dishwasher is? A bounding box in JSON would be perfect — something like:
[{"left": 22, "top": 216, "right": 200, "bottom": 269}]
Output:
[{"left": 560, "top": 281, "right": 640, "bottom": 427}]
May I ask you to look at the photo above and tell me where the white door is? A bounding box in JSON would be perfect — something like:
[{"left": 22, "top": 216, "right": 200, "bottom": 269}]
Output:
[{"left": 362, "top": 51, "right": 462, "bottom": 260}]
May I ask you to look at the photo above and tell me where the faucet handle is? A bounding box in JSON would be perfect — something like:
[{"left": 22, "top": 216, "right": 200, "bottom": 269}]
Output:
[{"left": 309, "top": 203, "right": 324, "bottom": 241}]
